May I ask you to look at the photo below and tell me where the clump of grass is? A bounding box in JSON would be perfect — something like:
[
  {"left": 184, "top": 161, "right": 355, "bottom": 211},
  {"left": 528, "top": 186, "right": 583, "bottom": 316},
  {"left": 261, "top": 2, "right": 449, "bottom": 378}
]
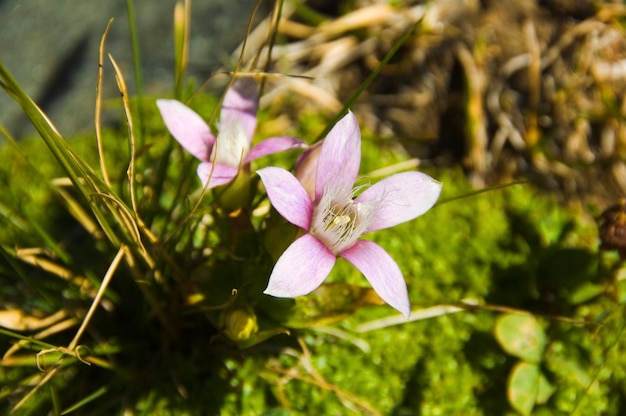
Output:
[{"left": 0, "top": 0, "right": 281, "bottom": 412}]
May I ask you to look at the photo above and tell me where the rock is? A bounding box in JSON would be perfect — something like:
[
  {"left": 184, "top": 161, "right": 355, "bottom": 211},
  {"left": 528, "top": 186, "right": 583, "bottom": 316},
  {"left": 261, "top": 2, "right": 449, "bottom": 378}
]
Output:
[{"left": 0, "top": 0, "right": 266, "bottom": 139}]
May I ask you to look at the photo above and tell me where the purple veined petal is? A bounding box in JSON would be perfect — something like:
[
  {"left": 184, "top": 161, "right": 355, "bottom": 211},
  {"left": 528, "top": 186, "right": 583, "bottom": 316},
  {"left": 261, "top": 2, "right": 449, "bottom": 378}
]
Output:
[
  {"left": 156, "top": 99, "right": 215, "bottom": 162},
  {"left": 197, "top": 162, "right": 239, "bottom": 189},
  {"left": 257, "top": 167, "right": 313, "bottom": 230},
  {"left": 340, "top": 239, "right": 410, "bottom": 317},
  {"left": 264, "top": 233, "right": 336, "bottom": 297},
  {"left": 315, "top": 111, "right": 362, "bottom": 201},
  {"left": 219, "top": 78, "right": 258, "bottom": 145},
  {"left": 356, "top": 171, "right": 442, "bottom": 233},
  {"left": 245, "top": 136, "right": 308, "bottom": 163}
]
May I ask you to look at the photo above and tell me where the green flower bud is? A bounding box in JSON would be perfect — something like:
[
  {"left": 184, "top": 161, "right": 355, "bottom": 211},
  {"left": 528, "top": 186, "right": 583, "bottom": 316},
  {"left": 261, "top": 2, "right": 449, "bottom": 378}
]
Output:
[
  {"left": 222, "top": 308, "right": 258, "bottom": 342},
  {"left": 214, "top": 169, "right": 252, "bottom": 213}
]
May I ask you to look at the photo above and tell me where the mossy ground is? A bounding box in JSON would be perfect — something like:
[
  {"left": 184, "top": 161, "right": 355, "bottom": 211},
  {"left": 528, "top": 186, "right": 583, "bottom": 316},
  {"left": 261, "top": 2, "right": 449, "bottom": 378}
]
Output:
[{"left": 1, "top": 97, "right": 625, "bottom": 415}]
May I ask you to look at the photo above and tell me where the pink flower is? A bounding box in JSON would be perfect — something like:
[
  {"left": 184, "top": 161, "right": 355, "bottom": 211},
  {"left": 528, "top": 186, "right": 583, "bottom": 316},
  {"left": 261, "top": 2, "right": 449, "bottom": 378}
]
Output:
[
  {"left": 157, "top": 79, "right": 306, "bottom": 188},
  {"left": 257, "top": 111, "right": 442, "bottom": 317}
]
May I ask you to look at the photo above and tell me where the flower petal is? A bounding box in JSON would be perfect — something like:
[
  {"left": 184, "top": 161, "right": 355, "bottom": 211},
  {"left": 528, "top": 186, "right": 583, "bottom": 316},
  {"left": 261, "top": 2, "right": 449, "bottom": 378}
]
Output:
[
  {"left": 356, "top": 171, "right": 442, "bottom": 232},
  {"left": 219, "top": 79, "right": 258, "bottom": 144},
  {"left": 245, "top": 136, "right": 308, "bottom": 163},
  {"left": 197, "top": 162, "right": 239, "bottom": 189},
  {"left": 257, "top": 167, "right": 313, "bottom": 230},
  {"left": 315, "top": 111, "right": 361, "bottom": 200},
  {"left": 264, "top": 234, "right": 336, "bottom": 297},
  {"left": 156, "top": 99, "right": 215, "bottom": 161},
  {"left": 340, "top": 240, "right": 410, "bottom": 317}
]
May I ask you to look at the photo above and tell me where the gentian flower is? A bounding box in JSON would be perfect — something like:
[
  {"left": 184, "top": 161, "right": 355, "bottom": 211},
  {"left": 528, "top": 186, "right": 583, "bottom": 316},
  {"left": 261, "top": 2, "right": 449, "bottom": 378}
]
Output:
[
  {"left": 156, "top": 79, "right": 306, "bottom": 188},
  {"left": 257, "top": 111, "right": 442, "bottom": 317}
]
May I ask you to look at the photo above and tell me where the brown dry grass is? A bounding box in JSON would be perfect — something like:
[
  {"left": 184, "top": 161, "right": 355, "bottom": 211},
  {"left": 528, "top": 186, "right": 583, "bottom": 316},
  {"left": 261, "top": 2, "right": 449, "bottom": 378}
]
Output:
[{"left": 238, "top": 0, "right": 626, "bottom": 205}]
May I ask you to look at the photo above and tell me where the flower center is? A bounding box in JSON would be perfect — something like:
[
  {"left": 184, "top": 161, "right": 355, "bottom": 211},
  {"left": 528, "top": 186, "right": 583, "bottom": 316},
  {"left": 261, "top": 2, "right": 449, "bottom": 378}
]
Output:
[
  {"left": 211, "top": 123, "right": 249, "bottom": 167},
  {"left": 311, "top": 185, "right": 377, "bottom": 254}
]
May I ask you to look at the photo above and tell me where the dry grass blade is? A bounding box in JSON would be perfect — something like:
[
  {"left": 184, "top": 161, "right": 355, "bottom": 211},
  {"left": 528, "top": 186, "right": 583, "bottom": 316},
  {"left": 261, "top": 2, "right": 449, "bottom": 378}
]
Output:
[
  {"left": 52, "top": 178, "right": 105, "bottom": 240},
  {"left": 95, "top": 18, "right": 115, "bottom": 186},
  {"left": 89, "top": 192, "right": 158, "bottom": 280},
  {"left": 523, "top": 19, "right": 541, "bottom": 148},
  {"left": 15, "top": 248, "right": 90, "bottom": 289},
  {"left": 0, "top": 309, "right": 68, "bottom": 333},
  {"left": 211, "top": 0, "right": 267, "bottom": 122},
  {"left": 0, "top": 62, "right": 122, "bottom": 243},
  {"left": 4, "top": 318, "right": 80, "bottom": 360},
  {"left": 318, "top": 3, "right": 395, "bottom": 36},
  {"left": 247, "top": 0, "right": 626, "bottom": 200},
  {"left": 10, "top": 366, "right": 60, "bottom": 413},
  {"left": 264, "top": 338, "right": 384, "bottom": 416},
  {"left": 108, "top": 53, "right": 138, "bottom": 214},
  {"left": 90, "top": 193, "right": 143, "bottom": 253},
  {"left": 7, "top": 247, "right": 126, "bottom": 412},
  {"left": 456, "top": 44, "right": 488, "bottom": 187},
  {"left": 67, "top": 245, "right": 126, "bottom": 350},
  {"left": 259, "top": 0, "right": 284, "bottom": 75},
  {"left": 356, "top": 304, "right": 465, "bottom": 332},
  {"left": 356, "top": 300, "right": 589, "bottom": 333},
  {"left": 360, "top": 158, "right": 421, "bottom": 178}
]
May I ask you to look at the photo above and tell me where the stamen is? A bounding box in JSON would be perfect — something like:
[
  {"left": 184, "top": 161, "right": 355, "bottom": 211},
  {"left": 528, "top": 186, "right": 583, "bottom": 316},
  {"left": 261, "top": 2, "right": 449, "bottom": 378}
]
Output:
[
  {"left": 311, "top": 184, "right": 379, "bottom": 254},
  {"left": 331, "top": 215, "right": 351, "bottom": 227}
]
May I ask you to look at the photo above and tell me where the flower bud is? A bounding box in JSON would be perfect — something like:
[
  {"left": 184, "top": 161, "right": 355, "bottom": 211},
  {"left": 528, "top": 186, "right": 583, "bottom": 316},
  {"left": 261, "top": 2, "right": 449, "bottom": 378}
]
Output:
[
  {"left": 294, "top": 141, "right": 322, "bottom": 200},
  {"left": 222, "top": 308, "right": 258, "bottom": 342},
  {"left": 214, "top": 169, "right": 252, "bottom": 212}
]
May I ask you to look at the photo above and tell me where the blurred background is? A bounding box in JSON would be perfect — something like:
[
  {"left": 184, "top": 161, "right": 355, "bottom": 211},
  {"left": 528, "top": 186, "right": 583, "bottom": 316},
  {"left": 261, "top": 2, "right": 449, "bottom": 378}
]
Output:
[{"left": 3, "top": 0, "right": 626, "bottom": 206}]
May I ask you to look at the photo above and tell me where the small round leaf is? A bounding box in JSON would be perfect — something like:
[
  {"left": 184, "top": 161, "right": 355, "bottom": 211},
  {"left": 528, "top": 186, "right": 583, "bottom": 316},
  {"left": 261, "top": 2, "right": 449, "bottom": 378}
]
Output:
[
  {"left": 494, "top": 314, "right": 547, "bottom": 363},
  {"left": 508, "top": 362, "right": 555, "bottom": 415}
]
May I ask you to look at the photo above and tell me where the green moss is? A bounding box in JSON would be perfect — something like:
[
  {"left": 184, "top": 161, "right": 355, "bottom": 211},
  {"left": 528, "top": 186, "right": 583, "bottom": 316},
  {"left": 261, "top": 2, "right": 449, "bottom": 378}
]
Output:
[{"left": 1, "top": 96, "right": 625, "bottom": 415}]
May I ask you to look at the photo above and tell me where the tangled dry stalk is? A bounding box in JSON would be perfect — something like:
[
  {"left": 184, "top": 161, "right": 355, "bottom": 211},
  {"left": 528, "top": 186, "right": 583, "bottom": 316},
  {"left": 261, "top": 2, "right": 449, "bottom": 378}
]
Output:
[{"left": 237, "top": 0, "right": 626, "bottom": 204}]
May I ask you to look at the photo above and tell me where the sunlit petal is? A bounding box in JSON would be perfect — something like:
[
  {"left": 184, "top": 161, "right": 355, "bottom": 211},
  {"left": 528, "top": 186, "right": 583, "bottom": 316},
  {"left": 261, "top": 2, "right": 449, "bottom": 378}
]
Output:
[
  {"left": 315, "top": 111, "right": 361, "bottom": 200},
  {"left": 264, "top": 234, "right": 336, "bottom": 297},
  {"left": 356, "top": 171, "right": 442, "bottom": 232},
  {"left": 156, "top": 99, "right": 215, "bottom": 161},
  {"left": 197, "top": 162, "right": 239, "bottom": 189},
  {"left": 245, "top": 136, "right": 308, "bottom": 163},
  {"left": 340, "top": 240, "right": 410, "bottom": 317},
  {"left": 257, "top": 167, "right": 313, "bottom": 230},
  {"left": 219, "top": 78, "right": 258, "bottom": 144}
]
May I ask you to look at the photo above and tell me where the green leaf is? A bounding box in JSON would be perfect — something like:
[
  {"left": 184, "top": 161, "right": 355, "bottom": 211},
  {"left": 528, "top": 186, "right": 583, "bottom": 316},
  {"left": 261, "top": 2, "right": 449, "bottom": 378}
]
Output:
[
  {"left": 60, "top": 386, "right": 109, "bottom": 415},
  {"left": 508, "top": 362, "right": 555, "bottom": 415},
  {"left": 494, "top": 314, "right": 547, "bottom": 363}
]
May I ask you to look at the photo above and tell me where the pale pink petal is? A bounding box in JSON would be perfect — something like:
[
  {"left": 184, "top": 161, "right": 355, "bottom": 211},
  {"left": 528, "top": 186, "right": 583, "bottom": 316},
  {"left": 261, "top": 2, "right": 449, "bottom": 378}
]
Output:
[
  {"left": 264, "top": 234, "right": 336, "bottom": 297},
  {"left": 340, "top": 240, "right": 410, "bottom": 317},
  {"left": 245, "top": 136, "right": 308, "bottom": 163},
  {"left": 257, "top": 167, "right": 313, "bottom": 230},
  {"left": 156, "top": 99, "right": 215, "bottom": 161},
  {"left": 315, "top": 111, "right": 361, "bottom": 200},
  {"left": 356, "top": 171, "right": 442, "bottom": 233},
  {"left": 219, "top": 79, "right": 258, "bottom": 144},
  {"left": 197, "top": 162, "right": 239, "bottom": 189}
]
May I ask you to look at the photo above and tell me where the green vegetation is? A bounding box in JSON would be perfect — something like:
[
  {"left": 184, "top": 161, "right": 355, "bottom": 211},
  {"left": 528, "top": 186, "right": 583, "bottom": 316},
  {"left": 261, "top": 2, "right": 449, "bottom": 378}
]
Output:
[
  {"left": 2, "top": 0, "right": 626, "bottom": 414},
  {"left": 1, "top": 100, "right": 624, "bottom": 414}
]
